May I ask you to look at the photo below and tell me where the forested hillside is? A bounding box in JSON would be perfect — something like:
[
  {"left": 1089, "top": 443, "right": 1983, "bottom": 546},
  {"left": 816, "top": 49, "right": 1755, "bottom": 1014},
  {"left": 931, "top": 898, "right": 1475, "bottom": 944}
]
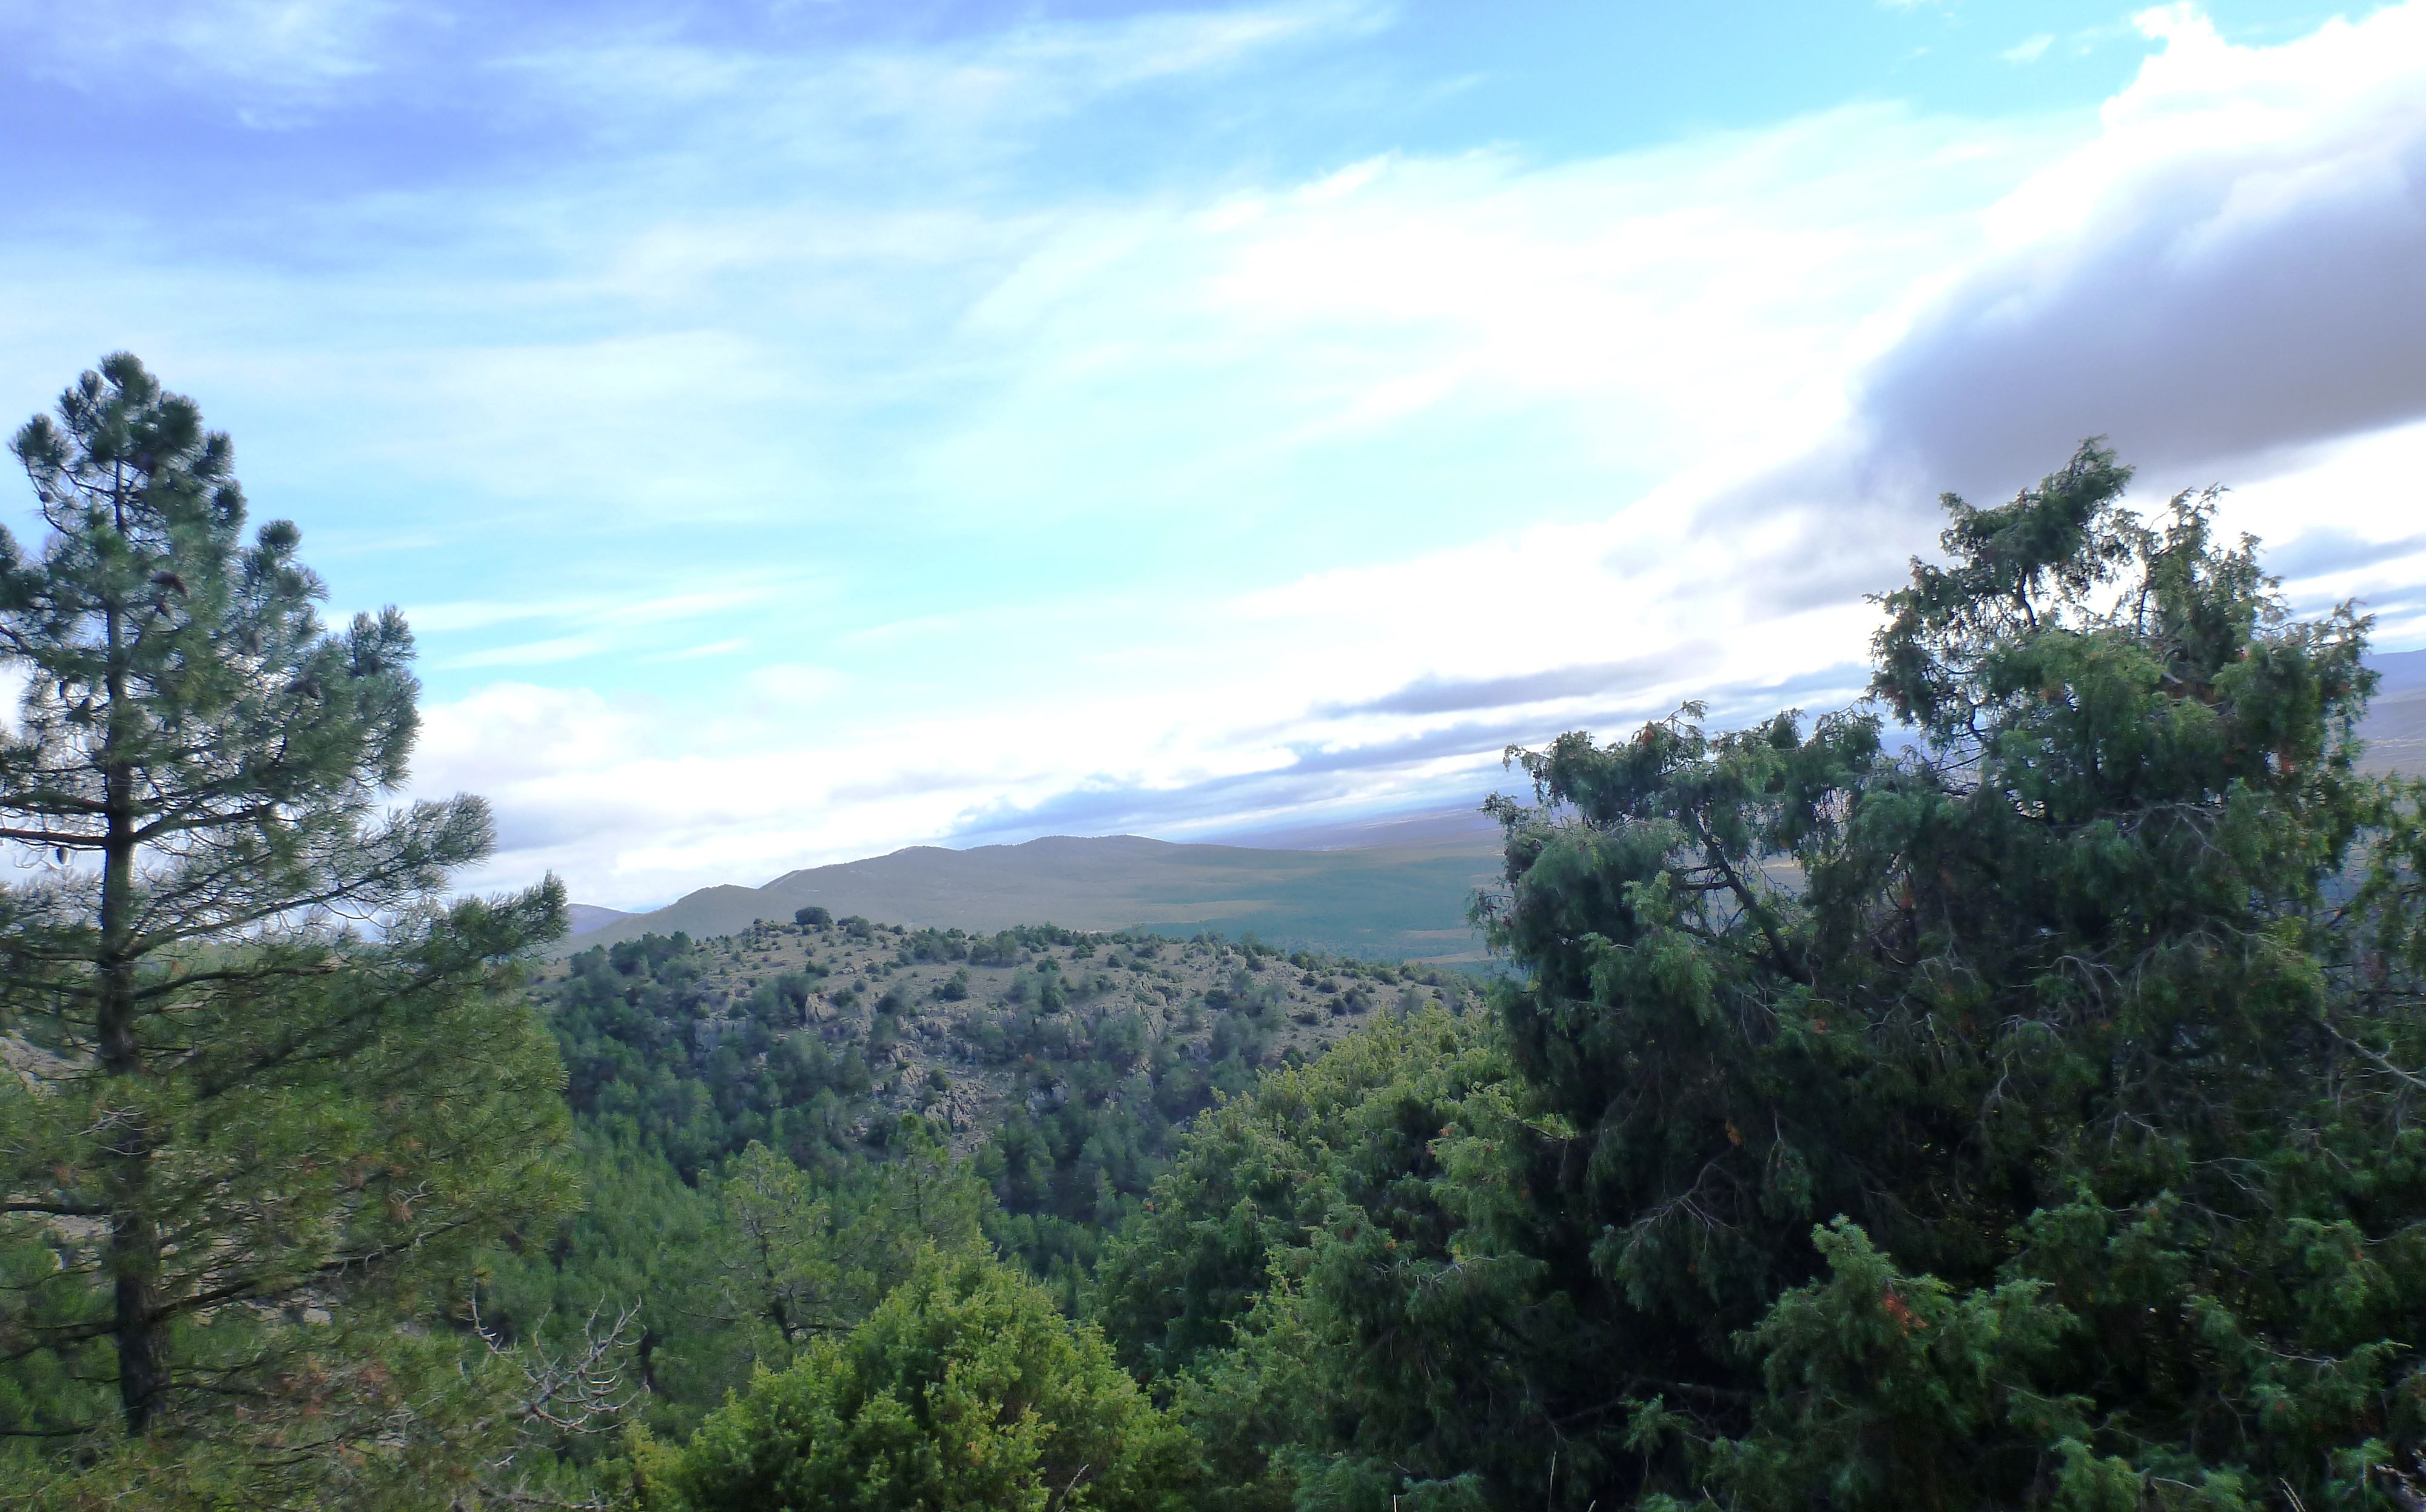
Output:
[
  {"left": 7, "top": 362, "right": 2426, "bottom": 1512},
  {"left": 519, "top": 918, "right": 1471, "bottom": 1308},
  {"left": 542, "top": 916, "right": 1459, "bottom": 1163}
]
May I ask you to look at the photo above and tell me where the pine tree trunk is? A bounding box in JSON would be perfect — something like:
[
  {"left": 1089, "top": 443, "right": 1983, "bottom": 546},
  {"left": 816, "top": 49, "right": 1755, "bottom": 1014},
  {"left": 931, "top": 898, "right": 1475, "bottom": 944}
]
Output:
[
  {"left": 97, "top": 585, "right": 163, "bottom": 1434},
  {"left": 99, "top": 838, "right": 162, "bottom": 1433}
]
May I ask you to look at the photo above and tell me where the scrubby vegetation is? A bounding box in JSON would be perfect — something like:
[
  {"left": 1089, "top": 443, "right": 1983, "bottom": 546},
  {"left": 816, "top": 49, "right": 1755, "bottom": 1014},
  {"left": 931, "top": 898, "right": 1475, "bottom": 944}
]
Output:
[
  {"left": 519, "top": 914, "right": 1473, "bottom": 1345},
  {"left": 7, "top": 360, "right": 2426, "bottom": 1511}
]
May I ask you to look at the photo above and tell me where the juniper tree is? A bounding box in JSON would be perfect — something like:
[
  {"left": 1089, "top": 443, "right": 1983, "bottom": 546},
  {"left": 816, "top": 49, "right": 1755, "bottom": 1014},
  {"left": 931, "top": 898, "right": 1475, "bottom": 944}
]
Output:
[
  {"left": 1434, "top": 443, "right": 2426, "bottom": 1508},
  {"left": 645, "top": 1248, "right": 1198, "bottom": 1512},
  {"left": 0, "top": 356, "right": 573, "bottom": 1453},
  {"left": 1136, "top": 443, "right": 2426, "bottom": 1510}
]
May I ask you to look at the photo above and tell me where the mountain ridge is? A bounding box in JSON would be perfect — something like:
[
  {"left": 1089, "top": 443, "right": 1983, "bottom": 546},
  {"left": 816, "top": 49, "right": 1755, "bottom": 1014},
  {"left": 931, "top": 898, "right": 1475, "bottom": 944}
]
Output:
[
  {"left": 557, "top": 825, "right": 1502, "bottom": 964},
  {"left": 565, "top": 654, "right": 2426, "bottom": 963}
]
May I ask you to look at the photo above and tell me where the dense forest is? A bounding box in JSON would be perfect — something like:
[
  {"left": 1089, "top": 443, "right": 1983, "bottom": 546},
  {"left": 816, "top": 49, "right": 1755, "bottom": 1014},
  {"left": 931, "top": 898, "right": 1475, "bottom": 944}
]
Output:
[{"left": 6, "top": 361, "right": 2426, "bottom": 1511}]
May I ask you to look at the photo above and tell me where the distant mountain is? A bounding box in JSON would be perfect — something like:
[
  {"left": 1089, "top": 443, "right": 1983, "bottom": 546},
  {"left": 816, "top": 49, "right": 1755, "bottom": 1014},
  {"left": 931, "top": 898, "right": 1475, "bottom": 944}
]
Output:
[
  {"left": 563, "top": 654, "right": 2426, "bottom": 964},
  {"left": 558, "top": 829, "right": 1503, "bottom": 964},
  {"left": 565, "top": 903, "right": 632, "bottom": 938},
  {"left": 2379, "top": 648, "right": 2426, "bottom": 696}
]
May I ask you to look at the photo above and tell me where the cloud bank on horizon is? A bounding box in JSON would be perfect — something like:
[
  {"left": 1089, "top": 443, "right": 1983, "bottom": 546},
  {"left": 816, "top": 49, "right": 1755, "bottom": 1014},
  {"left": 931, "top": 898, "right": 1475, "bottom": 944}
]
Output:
[{"left": 0, "top": 0, "right": 2419, "bottom": 909}]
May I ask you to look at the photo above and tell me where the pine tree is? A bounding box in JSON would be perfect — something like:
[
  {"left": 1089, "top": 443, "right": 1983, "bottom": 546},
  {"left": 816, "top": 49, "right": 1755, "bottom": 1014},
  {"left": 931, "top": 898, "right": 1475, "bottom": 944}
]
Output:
[
  {"left": 0, "top": 356, "right": 573, "bottom": 1451},
  {"left": 709, "top": 1123, "right": 990, "bottom": 1371}
]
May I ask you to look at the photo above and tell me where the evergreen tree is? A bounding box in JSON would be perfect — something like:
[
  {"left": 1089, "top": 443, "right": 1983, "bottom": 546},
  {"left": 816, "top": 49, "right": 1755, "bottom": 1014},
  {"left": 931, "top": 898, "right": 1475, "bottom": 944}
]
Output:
[
  {"left": 0, "top": 357, "right": 572, "bottom": 1461},
  {"left": 1140, "top": 443, "right": 2426, "bottom": 1509},
  {"left": 1413, "top": 442, "right": 2426, "bottom": 1508},
  {"left": 1092, "top": 1003, "right": 1510, "bottom": 1388},
  {"left": 710, "top": 1121, "right": 990, "bottom": 1370},
  {"left": 642, "top": 1248, "right": 1198, "bottom": 1512},
  {"left": 1094, "top": 1004, "right": 1514, "bottom": 1512}
]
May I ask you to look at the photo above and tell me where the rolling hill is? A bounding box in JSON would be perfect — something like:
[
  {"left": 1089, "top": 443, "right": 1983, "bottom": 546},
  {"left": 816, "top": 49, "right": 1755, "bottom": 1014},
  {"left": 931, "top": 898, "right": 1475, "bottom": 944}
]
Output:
[
  {"left": 565, "top": 652, "right": 2426, "bottom": 965},
  {"left": 558, "top": 823, "right": 1504, "bottom": 964}
]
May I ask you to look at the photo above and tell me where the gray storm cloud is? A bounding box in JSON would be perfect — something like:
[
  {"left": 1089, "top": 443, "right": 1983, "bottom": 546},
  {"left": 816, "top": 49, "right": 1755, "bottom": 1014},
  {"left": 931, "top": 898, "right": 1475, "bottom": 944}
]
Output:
[
  {"left": 1861, "top": 120, "right": 2426, "bottom": 500},
  {"left": 1720, "top": 8, "right": 2426, "bottom": 583}
]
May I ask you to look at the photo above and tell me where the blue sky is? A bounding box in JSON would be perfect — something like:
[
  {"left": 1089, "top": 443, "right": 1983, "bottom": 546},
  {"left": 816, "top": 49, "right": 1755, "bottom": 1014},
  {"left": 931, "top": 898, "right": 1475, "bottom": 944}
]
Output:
[{"left": 2, "top": 0, "right": 2422, "bottom": 907}]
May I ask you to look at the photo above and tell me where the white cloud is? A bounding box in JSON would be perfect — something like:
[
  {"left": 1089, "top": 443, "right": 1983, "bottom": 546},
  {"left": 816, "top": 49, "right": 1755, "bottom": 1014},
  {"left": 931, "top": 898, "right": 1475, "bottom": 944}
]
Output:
[
  {"left": 744, "top": 664, "right": 848, "bottom": 707},
  {"left": 2204, "top": 416, "right": 2426, "bottom": 650},
  {"left": 2001, "top": 34, "right": 2055, "bottom": 64},
  {"left": 416, "top": 682, "right": 648, "bottom": 793},
  {"left": 921, "top": 103, "right": 2074, "bottom": 532},
  {"left": 408, "top": 583, "right": 791, "bottom": 670}
]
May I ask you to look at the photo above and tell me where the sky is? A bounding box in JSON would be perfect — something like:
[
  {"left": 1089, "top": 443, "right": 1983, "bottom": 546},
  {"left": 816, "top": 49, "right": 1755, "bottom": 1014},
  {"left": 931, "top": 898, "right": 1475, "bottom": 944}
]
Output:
[{"left": 0, "top": 0, "right": 2421, "bottom": 910}]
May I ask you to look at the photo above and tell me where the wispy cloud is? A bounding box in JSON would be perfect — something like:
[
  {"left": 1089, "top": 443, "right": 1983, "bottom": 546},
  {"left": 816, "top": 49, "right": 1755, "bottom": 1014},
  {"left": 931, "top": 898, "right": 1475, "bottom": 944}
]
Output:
[
  {"left": 2, "top": 0, "right": 412, "bottom": 115},
  {"left": 409, "top": 583, "right": 791, "bottom": 668},
  {"left": 1317, "top": 653, "right": 1712, "bottom": 719},
  {"left": 440, "top": 634, "right": 614, "bottom": 671},
  {"left": 642, "top": 638, "right": 750, "bottom": 664},
  {"left": 506, "top": 0, "right": 1389, "bottom": 164}
]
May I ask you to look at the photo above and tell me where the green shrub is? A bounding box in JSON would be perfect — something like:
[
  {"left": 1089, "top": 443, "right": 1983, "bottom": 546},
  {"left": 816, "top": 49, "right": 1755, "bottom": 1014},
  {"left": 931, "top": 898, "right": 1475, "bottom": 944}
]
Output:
[{"left": 645, "top": 1250, "right": 1197, "bottom": 1511}]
